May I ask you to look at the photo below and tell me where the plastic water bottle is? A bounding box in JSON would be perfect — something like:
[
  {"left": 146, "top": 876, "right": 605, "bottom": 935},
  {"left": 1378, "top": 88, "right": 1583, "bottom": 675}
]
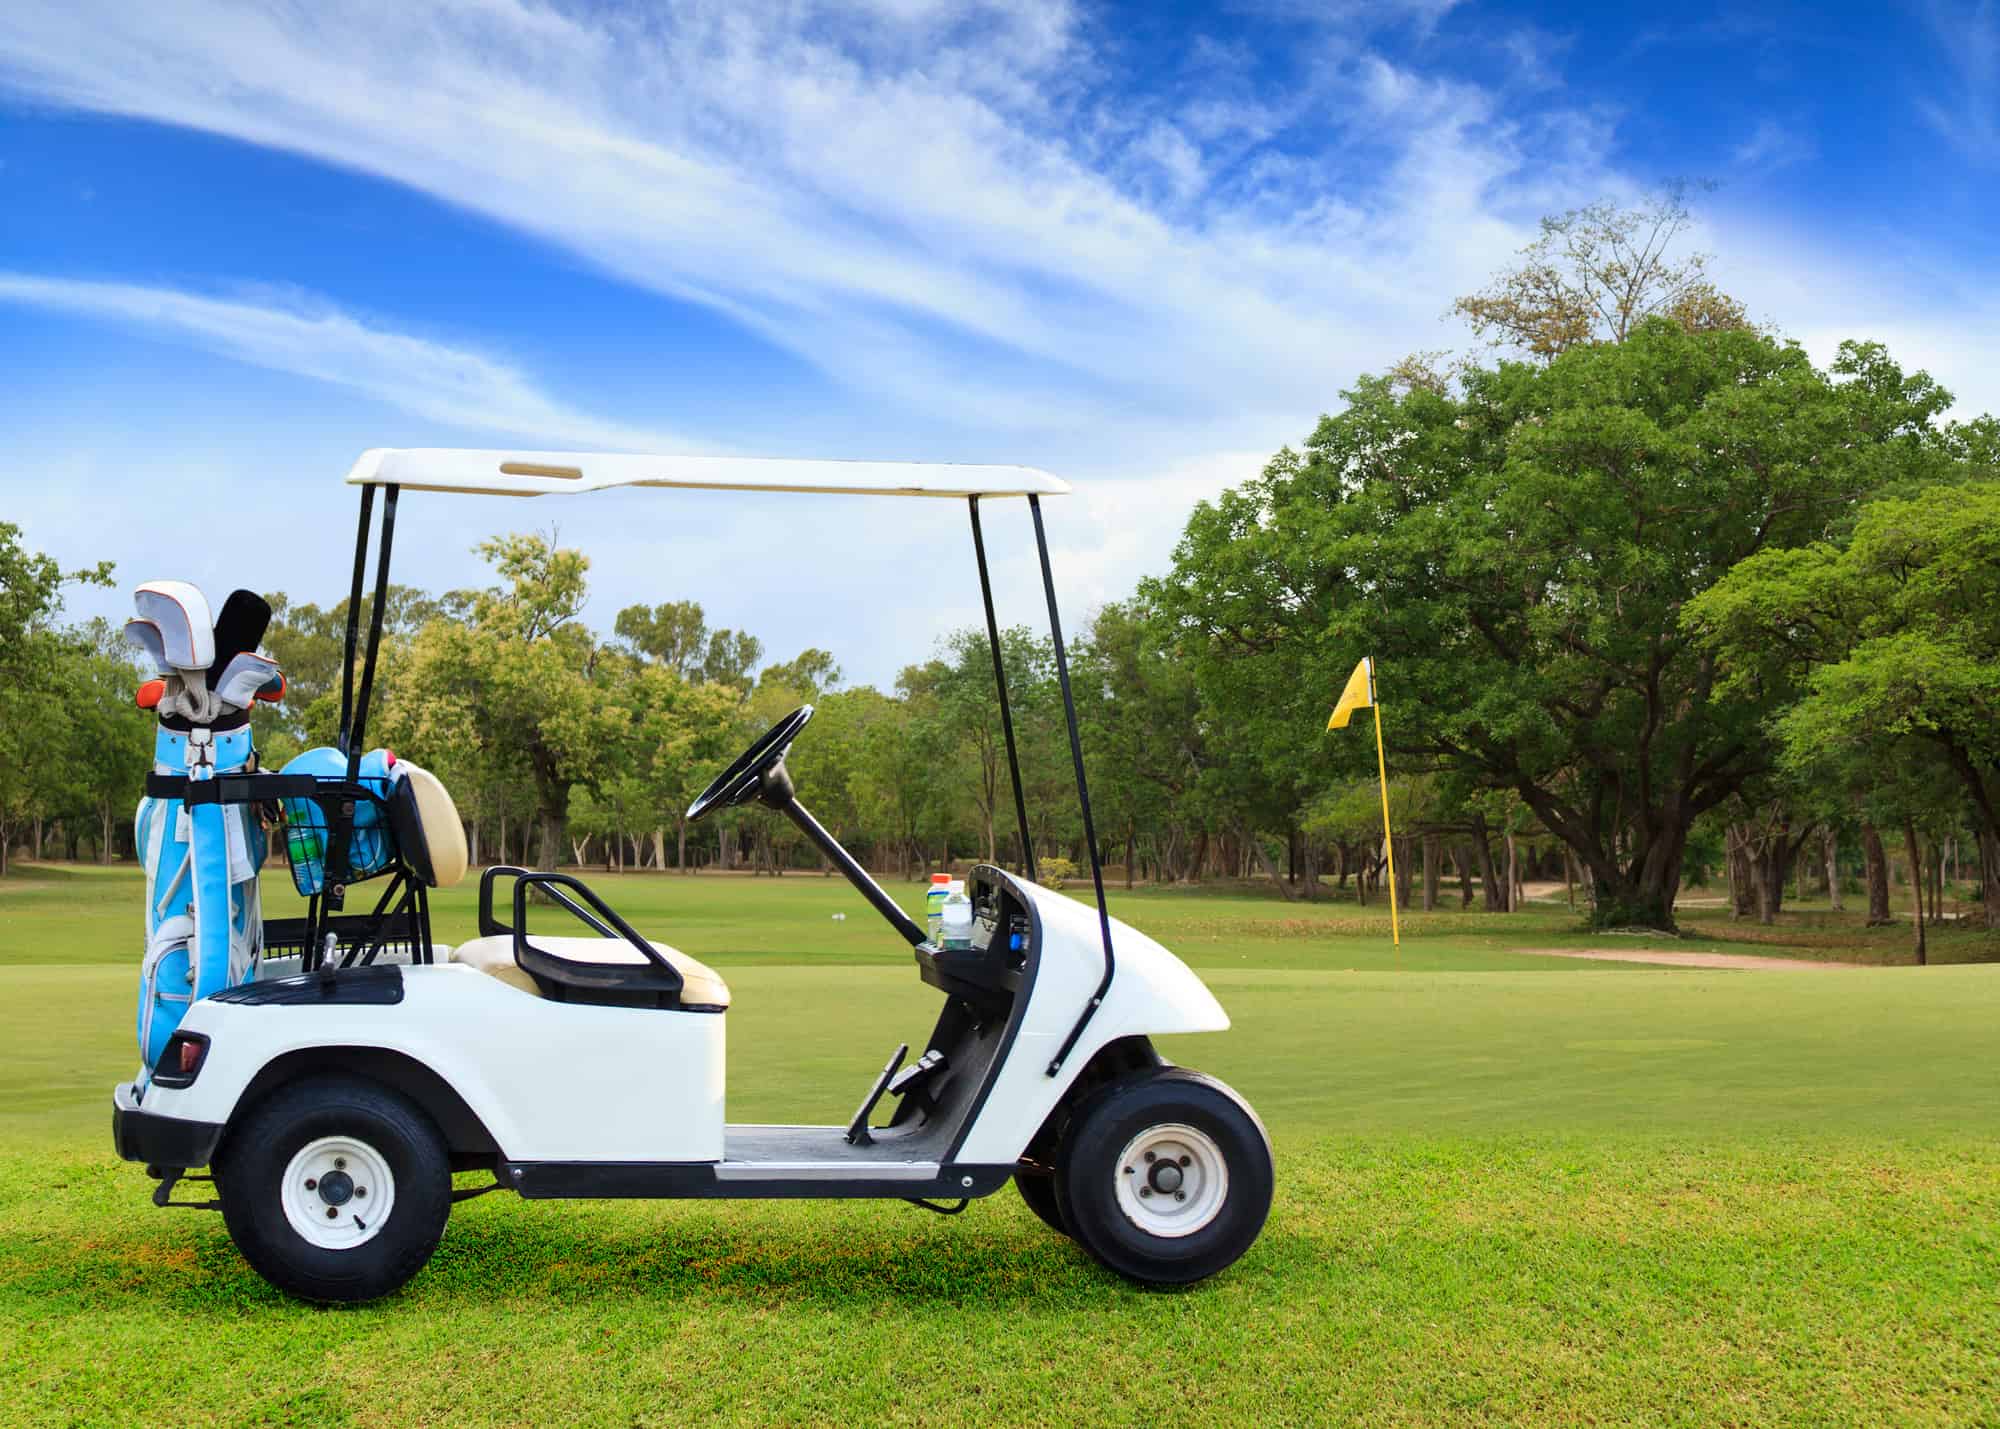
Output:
[
  {"left": 941, "top": 881, "right": 974, "bottom": 952},
  {"left": 925, "top": 873, "right": 952, "bottom": 944}
]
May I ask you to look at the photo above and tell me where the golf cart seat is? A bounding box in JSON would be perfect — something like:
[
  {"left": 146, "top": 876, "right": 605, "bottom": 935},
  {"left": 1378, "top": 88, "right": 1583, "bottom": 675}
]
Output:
[{"left": 451, "top": 934, "right": 731, "bottom": 1012}]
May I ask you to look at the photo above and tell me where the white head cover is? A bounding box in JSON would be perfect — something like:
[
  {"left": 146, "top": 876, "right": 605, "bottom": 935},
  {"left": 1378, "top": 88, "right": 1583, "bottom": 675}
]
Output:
[
  {"left": 213, "top": 651, "right": 283, "bottom": 711},
  {"left": 133, "top": 581, "right": 215, "bottom": 671},
  {"left": 123, "top": 618, "right": 172, "bottom": 674}
]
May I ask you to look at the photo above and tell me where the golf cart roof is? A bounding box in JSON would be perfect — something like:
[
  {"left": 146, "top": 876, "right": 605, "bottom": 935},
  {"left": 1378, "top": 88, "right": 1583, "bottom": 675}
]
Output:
[{"left": 344, "top": 448, "right": 1070, "bottom": 499}]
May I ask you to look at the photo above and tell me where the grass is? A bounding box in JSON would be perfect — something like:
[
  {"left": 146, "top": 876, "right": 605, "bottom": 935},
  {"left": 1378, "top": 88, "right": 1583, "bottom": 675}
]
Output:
[{"left": 1, "top": 863, "right": 1998, "bottom": 1424}]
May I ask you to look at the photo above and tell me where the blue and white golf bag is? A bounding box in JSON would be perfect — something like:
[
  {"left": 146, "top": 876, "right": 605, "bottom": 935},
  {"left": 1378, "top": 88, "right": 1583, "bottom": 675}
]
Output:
[{"left": 127, "top": 581, "right": 282, "bottom": 1071}]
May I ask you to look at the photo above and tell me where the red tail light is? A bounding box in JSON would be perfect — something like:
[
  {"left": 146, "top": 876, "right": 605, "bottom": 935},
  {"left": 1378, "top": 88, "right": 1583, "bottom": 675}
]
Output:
[{"left": 154, "top": 1031, "right": 210, "bottom": 1088}]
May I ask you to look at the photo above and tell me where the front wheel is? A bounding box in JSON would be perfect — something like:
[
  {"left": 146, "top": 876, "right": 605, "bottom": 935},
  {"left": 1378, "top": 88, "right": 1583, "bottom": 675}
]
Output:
[
  {"left": 216, "top": 1075, "right": 451, "bottom": 1303},
  {"left": 1054, "top": 1068, "right": 1272, "bottom": 1287}
]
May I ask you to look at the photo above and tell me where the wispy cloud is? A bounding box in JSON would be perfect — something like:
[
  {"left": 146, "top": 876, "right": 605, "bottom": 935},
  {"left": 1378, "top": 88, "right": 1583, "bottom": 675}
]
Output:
[
  {"left": 0, "top": 0, "right": 1614, "bottom": 451},
  {"left": 0, "top": 273, "right": 693, "bottom": 450},
  {"left": 1917, "top": 0, "right": 1999, "bottom": 164},
  {"left": 1733, "top": 117, "right": 1817, "bottom": 170}
]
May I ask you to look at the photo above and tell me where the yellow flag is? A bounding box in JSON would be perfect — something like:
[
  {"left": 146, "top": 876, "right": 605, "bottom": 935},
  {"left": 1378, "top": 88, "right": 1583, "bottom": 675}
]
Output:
[{"left": 1326, "top": 657, "right": 1374, "bottom": 730}]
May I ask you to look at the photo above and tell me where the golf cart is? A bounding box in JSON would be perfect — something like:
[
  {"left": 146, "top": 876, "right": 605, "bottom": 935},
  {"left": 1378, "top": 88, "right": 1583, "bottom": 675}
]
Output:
[{"left": 111, "top": 449, "right": 1273, "bottom": 1302}]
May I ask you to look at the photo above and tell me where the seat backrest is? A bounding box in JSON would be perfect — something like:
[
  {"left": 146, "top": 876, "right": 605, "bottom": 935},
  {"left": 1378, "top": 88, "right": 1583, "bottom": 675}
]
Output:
[{"left": 388, "top": 761, "right": 469, "bottom": 888}]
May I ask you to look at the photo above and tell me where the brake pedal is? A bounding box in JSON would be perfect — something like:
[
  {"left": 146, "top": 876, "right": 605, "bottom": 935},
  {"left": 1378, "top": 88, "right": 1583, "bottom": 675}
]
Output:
[{"left": 845, "top": 1042, "right": 908, "bottom": 1146}]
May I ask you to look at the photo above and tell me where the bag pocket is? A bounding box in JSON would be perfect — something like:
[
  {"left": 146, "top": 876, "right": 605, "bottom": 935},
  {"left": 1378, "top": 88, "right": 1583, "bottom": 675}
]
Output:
[{"left": 138, "top": 914, "right": 197, "bottom": 1068}]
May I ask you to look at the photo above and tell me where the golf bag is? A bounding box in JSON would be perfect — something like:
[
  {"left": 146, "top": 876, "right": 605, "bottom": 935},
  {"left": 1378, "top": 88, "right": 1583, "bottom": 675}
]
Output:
[{"left": 128, "top": 582, "right": 281, "bottom": 1070}]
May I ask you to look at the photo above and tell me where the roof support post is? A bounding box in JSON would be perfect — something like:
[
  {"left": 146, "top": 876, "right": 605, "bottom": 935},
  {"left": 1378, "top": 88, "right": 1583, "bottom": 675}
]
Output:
[
  {"left": 968, "top": 496, "right": 1036, "bottom": 882},
  {"left": 1028, "top": 494, "right": 1114, "bottom": 1076},
  {"left": 337, "top": 483, "right": 377, "bottom": 751},
  {"left": 325, "top": 483, "right": 398, "bottom": 915}
]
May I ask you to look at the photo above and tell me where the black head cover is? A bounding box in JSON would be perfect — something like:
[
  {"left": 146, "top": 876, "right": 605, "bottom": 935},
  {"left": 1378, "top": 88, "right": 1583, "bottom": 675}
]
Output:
[{"left": 208, "top": 589, "right": 273, "bottom": 682}]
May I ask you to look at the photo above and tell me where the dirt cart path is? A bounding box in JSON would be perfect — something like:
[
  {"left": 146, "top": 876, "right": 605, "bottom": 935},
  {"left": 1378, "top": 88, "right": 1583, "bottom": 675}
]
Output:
[{"left": 1516, "top": 947, "right": 1862, "bottom": 972}]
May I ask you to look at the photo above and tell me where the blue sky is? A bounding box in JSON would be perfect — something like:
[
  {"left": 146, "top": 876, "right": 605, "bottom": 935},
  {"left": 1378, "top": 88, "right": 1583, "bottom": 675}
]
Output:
[{"left": 2, "top": 0, "right": 1996, "bottom": 688}]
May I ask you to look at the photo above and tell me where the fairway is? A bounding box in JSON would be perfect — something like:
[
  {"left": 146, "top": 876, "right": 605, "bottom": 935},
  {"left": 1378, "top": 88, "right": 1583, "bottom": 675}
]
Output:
[{"left": 3, "top": 866, "right": 1998, "bottom": 1425}]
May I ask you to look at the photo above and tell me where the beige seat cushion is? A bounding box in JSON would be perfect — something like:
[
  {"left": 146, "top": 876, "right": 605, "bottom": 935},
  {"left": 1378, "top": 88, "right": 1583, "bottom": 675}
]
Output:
[
  {"left": 399, "top": 762, "right": 468, "bottom": 888},
  {"left": 451, "top": 934, "right": 730, "bottom": 1009}
]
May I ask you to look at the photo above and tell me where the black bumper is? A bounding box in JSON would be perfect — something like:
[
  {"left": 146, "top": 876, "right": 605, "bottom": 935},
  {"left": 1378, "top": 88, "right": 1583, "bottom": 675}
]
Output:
[{"left": 112, "top": 1088, "right": 225, "bottom": 1168}]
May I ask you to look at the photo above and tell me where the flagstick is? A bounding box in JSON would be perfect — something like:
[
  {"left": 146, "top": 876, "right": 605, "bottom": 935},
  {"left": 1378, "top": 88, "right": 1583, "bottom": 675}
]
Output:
[{"left": 1372, "top": 695, "right": 1400, "bottom": 949}]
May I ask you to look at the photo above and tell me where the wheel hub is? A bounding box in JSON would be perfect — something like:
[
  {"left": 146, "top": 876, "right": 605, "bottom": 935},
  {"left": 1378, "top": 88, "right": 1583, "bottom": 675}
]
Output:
[
  {"left": 1115, "top": 1123, "right": 1227, "bottom": 1238},
  {"left": 281, "top": 1136, "right": 396, "bottom": 1251}
]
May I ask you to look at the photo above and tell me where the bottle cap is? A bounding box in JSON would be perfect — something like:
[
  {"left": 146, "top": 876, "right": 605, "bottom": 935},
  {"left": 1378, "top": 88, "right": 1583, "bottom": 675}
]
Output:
[{"left": 931, "top": 873, "right": 951, "bottom": 883}]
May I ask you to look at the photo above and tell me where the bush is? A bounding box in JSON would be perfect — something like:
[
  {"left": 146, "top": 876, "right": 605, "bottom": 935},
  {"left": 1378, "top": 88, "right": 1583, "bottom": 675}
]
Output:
[{"left": 1039, "top": 855, "right": 1077, "bottom": 888}]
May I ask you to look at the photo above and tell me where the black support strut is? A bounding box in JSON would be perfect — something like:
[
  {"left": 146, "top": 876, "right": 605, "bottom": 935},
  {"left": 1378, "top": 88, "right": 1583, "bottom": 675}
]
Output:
[
  {"left": 1029, "top": 494, "right": 1114, "bottom": 1076},
  {"left": 967, "top": 496, "right": 1036, "bottom": 882},
  {"left": 337, "top": 483, "right": 376, "bottom": 751}
]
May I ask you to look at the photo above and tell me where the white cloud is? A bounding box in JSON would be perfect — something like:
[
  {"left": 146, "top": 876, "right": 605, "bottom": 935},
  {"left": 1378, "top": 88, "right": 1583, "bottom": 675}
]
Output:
[
  {"left": 0, "top": 0, "right": 1608, "bottom": 456},
  {"left": 1732, "top": 117, "right": 1816, "bottom": 170},
  {"left": 0, "top": 273, "right": 694, "bottom": 450},
  {"left": 1916, "top": 0, "right": 1999, "bottom": 165}
]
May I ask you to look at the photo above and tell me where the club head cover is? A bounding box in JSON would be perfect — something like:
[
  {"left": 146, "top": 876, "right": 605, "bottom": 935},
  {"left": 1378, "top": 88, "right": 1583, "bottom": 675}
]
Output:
[
  {"left": 123, "top": 618, "right": 172, "bottom": 675},
  {"left": 207, "top": 589, "right": 273, "bottom": 683},
  {"left": 213, "top": 651, "right": 285, "bottom": 711},
  {"left": 133, "top": 581, "right": 215, "bottom": 671}
]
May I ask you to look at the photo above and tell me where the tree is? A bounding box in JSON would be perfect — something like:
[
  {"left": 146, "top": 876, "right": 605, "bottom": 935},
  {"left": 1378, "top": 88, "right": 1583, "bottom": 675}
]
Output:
[
  {"left": 377, "top": 533, "right": 622, "bottom": 868},
  {"left": 758, "top": 648, "right": 842, "bottom": 700},
  {"left": 1693, "top": 478, "right": 2000, "bottom": 929},
  {"left": 0, "top": 524, "right": 111, "bottom": 873},
  {"left": 1156, "top": 320, "right": 1941, "bottom": 928},
  {"left": 1452, "top": 186, "right": 1749, "bottom": 359}
]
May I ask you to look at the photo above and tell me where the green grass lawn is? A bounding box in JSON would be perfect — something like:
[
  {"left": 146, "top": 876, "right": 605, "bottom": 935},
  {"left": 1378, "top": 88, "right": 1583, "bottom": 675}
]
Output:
[{"left": 1, "top": 864, "right": 1998, "bottom": 1424}]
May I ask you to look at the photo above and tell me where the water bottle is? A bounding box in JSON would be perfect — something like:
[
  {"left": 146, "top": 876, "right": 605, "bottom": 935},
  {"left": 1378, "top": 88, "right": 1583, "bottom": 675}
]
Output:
[
  {"left": 925, "top": 873, "right": 952, "bottom": 944},
  {"left": 941, "top": 881, "right": 974, "bottom": 951}
]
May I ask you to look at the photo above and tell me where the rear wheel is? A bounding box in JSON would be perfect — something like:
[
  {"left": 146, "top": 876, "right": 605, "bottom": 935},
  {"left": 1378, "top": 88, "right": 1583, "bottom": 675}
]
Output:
[
  {"left": 1053, "top": 1068, "right": 1271, "bottom": 1287},
  {"left": 216, "top": 1075, "right": 451, "bottom": 1303}
]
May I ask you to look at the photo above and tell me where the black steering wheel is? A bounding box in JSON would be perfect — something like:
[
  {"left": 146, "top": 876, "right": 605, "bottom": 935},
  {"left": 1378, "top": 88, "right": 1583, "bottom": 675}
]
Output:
[{"left": 687, "top": 705, "right": 815, "bottom": 823}]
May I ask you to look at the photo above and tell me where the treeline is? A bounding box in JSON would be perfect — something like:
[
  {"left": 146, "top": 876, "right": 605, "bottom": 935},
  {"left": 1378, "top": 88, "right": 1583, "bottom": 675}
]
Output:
[{"left": 4, "top": 191, "right": 1998, "bottom": 944}]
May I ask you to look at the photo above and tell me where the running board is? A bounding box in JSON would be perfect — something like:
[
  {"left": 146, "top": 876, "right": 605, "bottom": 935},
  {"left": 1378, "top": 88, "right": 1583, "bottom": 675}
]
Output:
[{"left": 500, "top": 1159, "right": 1014, "bottom": 1201}]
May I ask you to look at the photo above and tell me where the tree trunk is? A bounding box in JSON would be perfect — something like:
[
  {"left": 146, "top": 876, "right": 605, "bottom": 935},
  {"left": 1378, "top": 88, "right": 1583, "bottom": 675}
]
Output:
[
  {"left": 1393, "top": 836, "right": 1413, "bottom": 916},
  {"left": 1470, "top": 824, "right": 1502, "bottom": 912},
  {"left": 1242, "top": 826, "right": 1296, "bottom": 902},
  {"left": 1822, "top": 828, "right": 1842, "bottom": 912},
  {"left": 1860, "top": 822, "right": 1892, "bottom": 925},
  {"left": 1903, "top": 815, "right": 1926, "bottom": 965},
  {"left": 1904, "top": 812, "right": 1920, "bottom": 956},
  {"left": 1125, "top": 820, "right": 1136, "bottom": 891},
  {"left": 1979, "top": 827, "right": 2000, "bottom": 932},
  {"left": 1421, "top": 834, "right": 1440, "bottom": 912},
  {"left": 1563, "top": 845, "right": 1576, "bottom": 909}
]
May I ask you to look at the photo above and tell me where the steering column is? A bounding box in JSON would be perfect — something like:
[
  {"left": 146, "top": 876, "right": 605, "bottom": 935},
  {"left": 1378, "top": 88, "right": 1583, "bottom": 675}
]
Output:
[{"left": 687, "top": 706, "right": 927, "bottom": 948}]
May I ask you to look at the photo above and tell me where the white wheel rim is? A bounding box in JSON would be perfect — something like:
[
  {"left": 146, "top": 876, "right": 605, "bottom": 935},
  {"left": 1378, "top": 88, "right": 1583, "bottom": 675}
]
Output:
[
  {"left": 1113, "top": 1122, "right": 1228, "bottom": 1238},
  {"left": 281, "top": 1136, "right": 397, "bottom": 1251}
]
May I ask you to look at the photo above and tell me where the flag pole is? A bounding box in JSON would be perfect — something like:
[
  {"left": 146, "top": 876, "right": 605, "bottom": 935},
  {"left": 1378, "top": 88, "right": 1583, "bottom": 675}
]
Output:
[{"left": 1370, "top": 663, "right": 1400, "bottom": 948}]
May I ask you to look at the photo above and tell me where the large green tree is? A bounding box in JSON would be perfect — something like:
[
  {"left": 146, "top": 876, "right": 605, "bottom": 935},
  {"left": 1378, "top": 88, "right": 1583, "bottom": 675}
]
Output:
[
  {"left": 1155, "top": 323, "right": 1946, "bottom": 927},
  {"left": 1695, "top": 481, "right": 2000, "bottom": 929}
]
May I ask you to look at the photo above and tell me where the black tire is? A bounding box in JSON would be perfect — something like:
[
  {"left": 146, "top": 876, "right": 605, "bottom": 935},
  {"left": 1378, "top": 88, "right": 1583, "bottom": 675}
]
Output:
[
  {"left": 1013, "top": 1167, "right": 1068, "bottom": 1235},
  {"left": 215, "top": 1075, "right": 451, "bottom": 1304},
  {"left": 1053, "top": 1068, "right": 1272, "bottom": 1287}
]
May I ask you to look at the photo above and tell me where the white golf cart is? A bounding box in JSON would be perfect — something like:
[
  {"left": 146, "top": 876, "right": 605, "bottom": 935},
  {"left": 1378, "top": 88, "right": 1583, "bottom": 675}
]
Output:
[{"left": 111, "top": 449, "right": 1273, "bottom": 1302}]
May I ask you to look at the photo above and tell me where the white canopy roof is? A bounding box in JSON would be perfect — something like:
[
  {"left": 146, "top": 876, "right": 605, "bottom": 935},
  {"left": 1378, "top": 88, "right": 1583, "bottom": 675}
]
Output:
[{"left": 344, "top": 448, "right": 1070, "bottom": 499}]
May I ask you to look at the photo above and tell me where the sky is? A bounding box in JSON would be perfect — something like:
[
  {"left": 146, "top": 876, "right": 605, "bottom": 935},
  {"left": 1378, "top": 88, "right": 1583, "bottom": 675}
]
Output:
[{"left": 2, "top": 0, "right": 1996, "bottom": 690}]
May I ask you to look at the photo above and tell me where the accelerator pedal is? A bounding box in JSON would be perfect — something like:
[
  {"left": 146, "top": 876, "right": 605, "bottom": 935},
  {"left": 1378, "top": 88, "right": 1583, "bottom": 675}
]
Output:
[{"left": 887, "top": 1049, "right": 951, "bottom": 1117}]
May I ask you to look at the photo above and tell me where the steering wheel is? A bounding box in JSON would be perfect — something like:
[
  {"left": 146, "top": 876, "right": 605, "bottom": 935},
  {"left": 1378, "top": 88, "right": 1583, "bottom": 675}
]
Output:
[{"left": 687, "top": 705, "right": 815, "bottom": 823}]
